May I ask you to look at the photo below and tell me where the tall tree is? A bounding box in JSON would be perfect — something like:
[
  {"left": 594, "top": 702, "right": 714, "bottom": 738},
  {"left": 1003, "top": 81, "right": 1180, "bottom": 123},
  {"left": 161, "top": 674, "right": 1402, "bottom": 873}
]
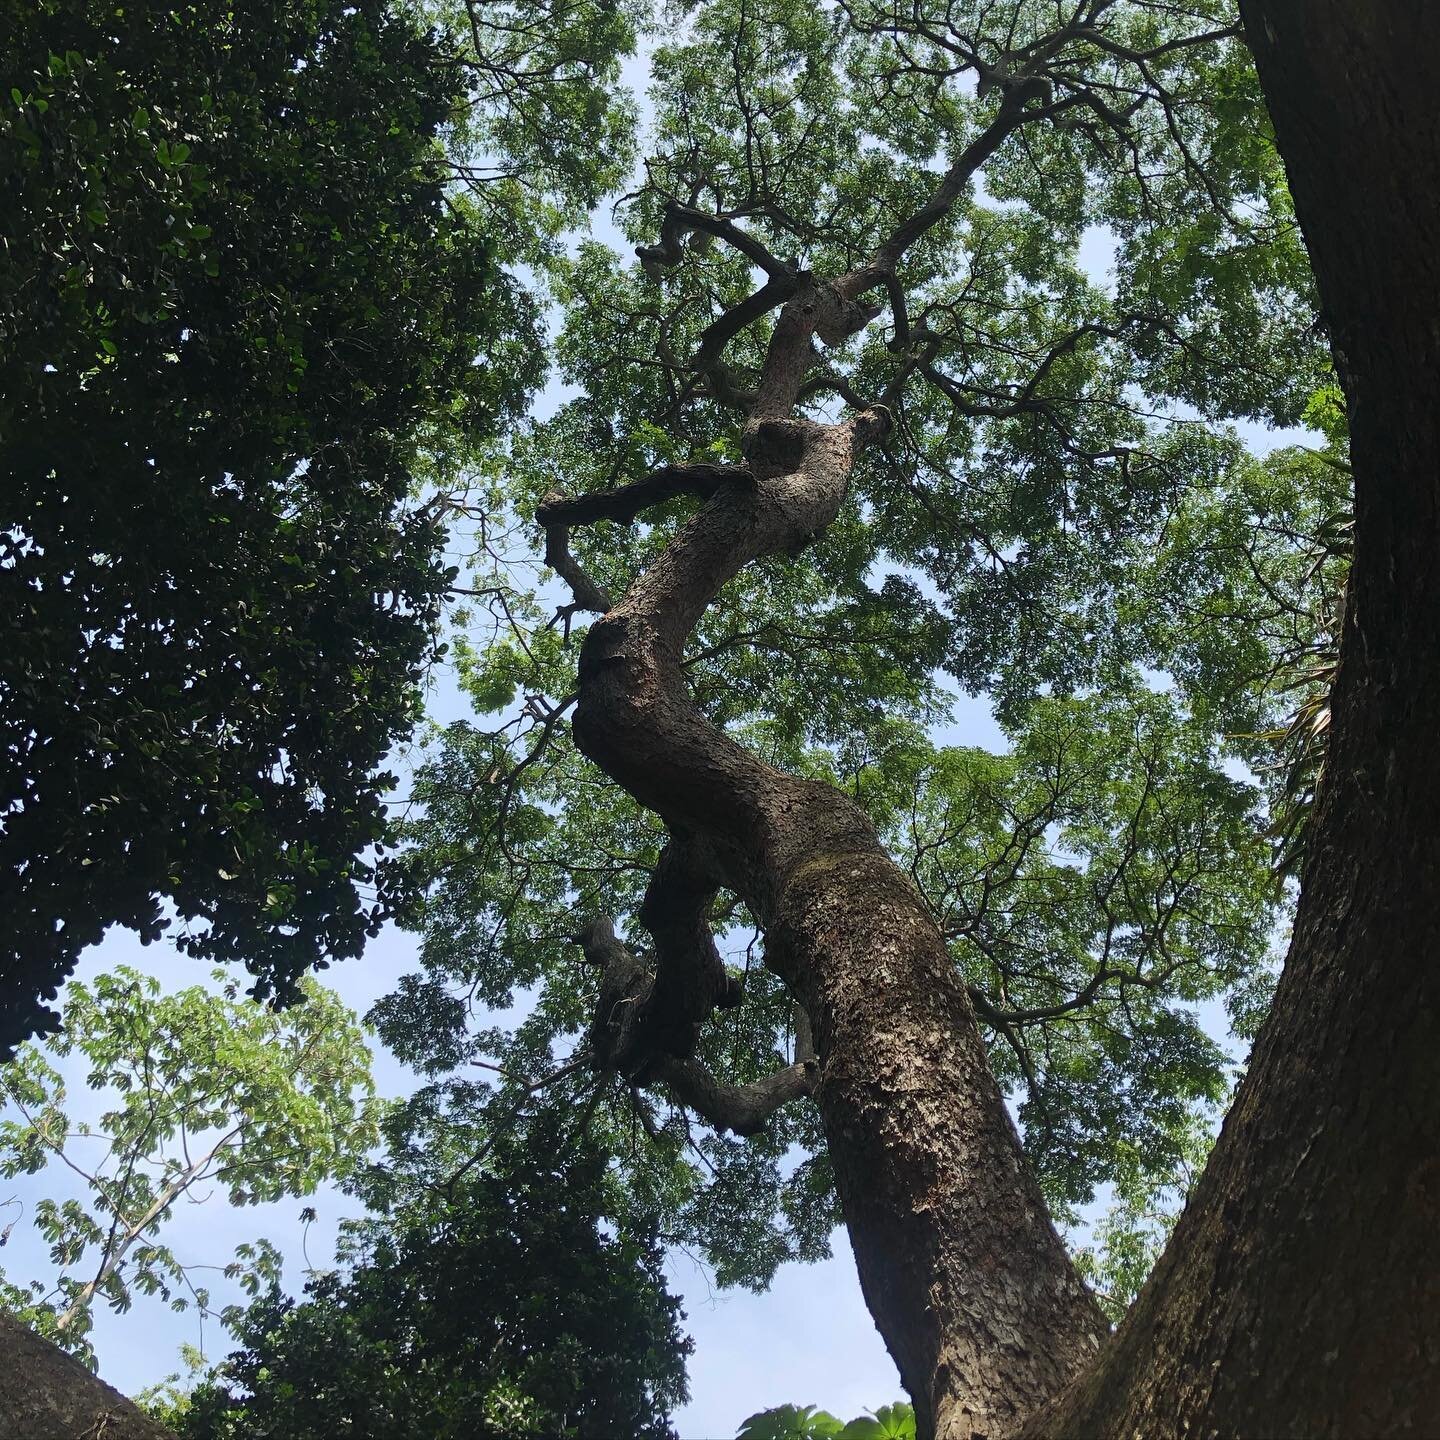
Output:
[
  {"left": 386, "top": 0, "right": 1436, "bottom": 1436},
  {"left": 1025, "top": 3, "right": 1440, "bottom": 1433}
]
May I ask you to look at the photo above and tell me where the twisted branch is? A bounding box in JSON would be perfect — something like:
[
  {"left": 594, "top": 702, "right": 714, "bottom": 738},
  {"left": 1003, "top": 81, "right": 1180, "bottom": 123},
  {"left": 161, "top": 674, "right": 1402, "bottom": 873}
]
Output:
[{"left": 573, "top": 910, "right": 813, "bottom": 1137}]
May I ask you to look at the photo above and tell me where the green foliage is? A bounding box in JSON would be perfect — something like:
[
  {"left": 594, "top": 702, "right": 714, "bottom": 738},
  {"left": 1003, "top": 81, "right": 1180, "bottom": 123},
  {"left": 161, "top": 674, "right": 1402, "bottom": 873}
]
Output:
[
  {"left": 428, "top": 0, "right": 641, "bottom": 248},
  {"left": 0, "top": 967, "right": 379, "bottom": 1365},
  {"left": 0, "top": 0, "right": 496, "bottom": 1050},
  {"left": 175, "top": 1114, "right": 690, "bottom": 1440},
  {"left": 738, "top": 1402, "right": 916, "bottom": 1439},
  {"left": 0, "top": 0, "right": 641, "bottom": 1052},
  {"left": 1124, "top": 436, "right": 1352, "bottom": 881},
  {"left": 1072, "top": 1109, "right": 1216, "bottom": 1322},
  {"left": 863, "top": 689, "right": 1276, "bottom": 1215},
  {"left": 368, "top": 0, "right": 1350, "bottom": 1314},
  {"left": 133, "top": 1344, "right": 208, "bottom": 1428}
]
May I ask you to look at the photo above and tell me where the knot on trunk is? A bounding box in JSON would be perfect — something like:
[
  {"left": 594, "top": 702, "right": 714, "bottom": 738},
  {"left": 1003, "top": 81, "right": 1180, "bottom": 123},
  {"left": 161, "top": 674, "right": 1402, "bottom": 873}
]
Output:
[
  {"left": 742, "top": 416, "right": 824, "bottom": 475},
  {"left": 812, "top": 284, "right": 884, "bottom": 346}
]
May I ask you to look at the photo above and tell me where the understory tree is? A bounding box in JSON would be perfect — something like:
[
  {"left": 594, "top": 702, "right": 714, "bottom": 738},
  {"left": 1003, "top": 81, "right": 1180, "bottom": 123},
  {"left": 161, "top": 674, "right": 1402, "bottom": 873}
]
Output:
[
  {"left": 170, "top": 1114, "right": 689, "bottom": 1440},
  {"left": 0, "top": 968, "right": 379, "bottom": 1364}
]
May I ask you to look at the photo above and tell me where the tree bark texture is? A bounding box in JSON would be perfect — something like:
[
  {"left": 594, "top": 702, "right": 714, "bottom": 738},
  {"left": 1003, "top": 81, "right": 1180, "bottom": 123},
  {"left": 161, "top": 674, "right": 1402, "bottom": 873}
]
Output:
[
  {"left": 1023, "top": 5, "right": 1440, "bottom": 1434},
  {"left": 0, "top": 1311, "right": 170, "bottom": 1440},
  {"left": 554, "top": 268, "right": 1107, "bottom": 1439}
]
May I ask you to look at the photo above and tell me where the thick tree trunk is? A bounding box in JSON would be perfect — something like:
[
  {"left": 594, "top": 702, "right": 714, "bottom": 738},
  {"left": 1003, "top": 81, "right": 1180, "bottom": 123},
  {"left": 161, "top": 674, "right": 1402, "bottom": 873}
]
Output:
[
  {"left": 1023, "top": 5, "right": 1440, "bottom": 1434},
  {"left": 0, "top": 1312, "right": 170, "bottom": 1440},
  {"left": 563, "top": 388, "right": 1106, "bottom": 1438}
]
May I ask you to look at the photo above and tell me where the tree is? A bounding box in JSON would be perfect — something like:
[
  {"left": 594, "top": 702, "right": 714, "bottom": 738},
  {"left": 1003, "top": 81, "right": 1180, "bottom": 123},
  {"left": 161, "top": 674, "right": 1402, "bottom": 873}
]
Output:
[
  {"left": 6, "top": 1, "right": 1435, "bottom": 1436},
  {"left": 380, "top": 0, "right": 1438, "bottom": 1436},
  {"left": 0, "top": 0, "right": 637, "bottom": 1053},
  {"left": 0, "top": 967, "right": 379, "bottom": 1365},
  {"left": 172, "top": 1114, "right": 690, "bottom": 1440}
]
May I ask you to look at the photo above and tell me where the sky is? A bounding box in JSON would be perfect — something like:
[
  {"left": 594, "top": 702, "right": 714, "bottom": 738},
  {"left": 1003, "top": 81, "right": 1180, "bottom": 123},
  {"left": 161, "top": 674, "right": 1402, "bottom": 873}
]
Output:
[{"left": 2, "top": 51, "right": 1320, "bottom": 1435}]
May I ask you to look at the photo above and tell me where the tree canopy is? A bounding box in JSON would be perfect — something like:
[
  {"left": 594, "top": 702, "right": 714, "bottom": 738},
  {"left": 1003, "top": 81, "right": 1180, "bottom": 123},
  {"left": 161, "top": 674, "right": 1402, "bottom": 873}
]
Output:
[
  {"left": 5, "top": 0, "right": 1437, "bottom": 1435},
  {"left": 0, "top": 0, "right": 636, "bottom": 1053},
  {"left": 377, "top": 0, "right": 1337, "bottom": 1305}
]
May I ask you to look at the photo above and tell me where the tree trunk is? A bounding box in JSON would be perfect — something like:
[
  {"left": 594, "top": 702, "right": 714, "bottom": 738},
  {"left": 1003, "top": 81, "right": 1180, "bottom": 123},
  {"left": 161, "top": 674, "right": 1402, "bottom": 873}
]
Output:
[
  {"left": 560, "top": 385, "right": 1106, "bottom": 1438},
  {"left": 0, "top": 1312, "right": 170, "bottom": 1440},
  {"left": 1022, "top": 4, "right": 1440, "bottom": 1434}
]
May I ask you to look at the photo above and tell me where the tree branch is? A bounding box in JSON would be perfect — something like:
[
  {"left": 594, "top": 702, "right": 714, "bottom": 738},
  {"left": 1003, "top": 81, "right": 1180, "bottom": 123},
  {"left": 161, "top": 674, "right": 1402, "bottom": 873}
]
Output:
[
  {"left": 651, "top": 1053, "right": 815, "bottom": 1137},
  {"left": 538, "top": 462, "right": 752, "bottom": 530},
  {"left": 638, "top": 199, "right": 796, "bottom": 280}
]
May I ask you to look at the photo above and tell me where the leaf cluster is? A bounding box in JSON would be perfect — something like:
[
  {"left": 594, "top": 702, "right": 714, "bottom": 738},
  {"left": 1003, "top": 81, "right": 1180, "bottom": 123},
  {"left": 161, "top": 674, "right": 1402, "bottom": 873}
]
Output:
[
  {"left": 737, "top": 1401, "right": 915, "bottom": 1440},
  {"left": 174, "top": 1112, "right": 690, "bottom": 1440}
]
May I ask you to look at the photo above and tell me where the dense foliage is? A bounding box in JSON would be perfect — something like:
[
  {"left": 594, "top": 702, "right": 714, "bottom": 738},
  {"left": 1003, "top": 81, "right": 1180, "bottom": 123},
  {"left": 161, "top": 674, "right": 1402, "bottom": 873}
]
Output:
[
  {"left": 0, "top": 0, "right": 545, "bottom": 1053},
  {"left": 0, "top": 967, "right": 378, "bottom": 1364},
  {"left": 377, "top": 0, "right": 1347, "bottom": 1291},
  {"left": 172, "top": 1116, "right": 690, "bottom": 1440}
]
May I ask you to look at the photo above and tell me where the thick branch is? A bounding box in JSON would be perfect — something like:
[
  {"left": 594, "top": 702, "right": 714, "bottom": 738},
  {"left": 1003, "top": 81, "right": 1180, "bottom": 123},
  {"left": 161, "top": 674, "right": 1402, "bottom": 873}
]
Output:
[
  {"left": 574, "top": 907, "right": 809, "bottom": 1137},
  {"left": 638, "top": 199, "right": 796, "bottom": 280},
  {"left": 539, "top": 464, "right": 756, "bottom": 617},
  {"left": 539, "top": 496, "right": 613, "bottom": 615},
  {"left": 870, "top": 100, "right": 1034, "bottom": 275},
  {"left": 574, "top": 838, "right": 741, "bottom": 1081},
  {"left": 538, "top": 462, "right": 751, "bottom": 530},
  {"left": 691, "top": 271, "right": 802, "bottom": 384},
  {"left": 652, "top": 1053, "right": 814, "bottom": 1137},
  {"left": 639, "top": 838, "right": 742, "bottom": 1049}
]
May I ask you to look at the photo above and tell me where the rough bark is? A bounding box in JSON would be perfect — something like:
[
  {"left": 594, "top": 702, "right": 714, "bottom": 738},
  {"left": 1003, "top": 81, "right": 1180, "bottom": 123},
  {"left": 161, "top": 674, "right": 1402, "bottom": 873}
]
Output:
[
  {"left": 553, "top": 264, "right": 1108, "bottom": 1439},
  {"left": 0, "top": 1312, "right": 170, "bottom": 1440},
  {"left": 1021, "top": 4, "right": 1440, "bottom": 1434}
]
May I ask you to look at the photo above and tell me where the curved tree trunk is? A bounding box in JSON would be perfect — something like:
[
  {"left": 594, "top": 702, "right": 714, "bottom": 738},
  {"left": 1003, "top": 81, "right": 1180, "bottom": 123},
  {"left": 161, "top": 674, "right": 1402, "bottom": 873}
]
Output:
[
  {"left": 553, "top": 290, "right": 1107, "bottom": 1437},
  {"left": 1023, "top": 4, "right": 1440, "bottom": 1434}
]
